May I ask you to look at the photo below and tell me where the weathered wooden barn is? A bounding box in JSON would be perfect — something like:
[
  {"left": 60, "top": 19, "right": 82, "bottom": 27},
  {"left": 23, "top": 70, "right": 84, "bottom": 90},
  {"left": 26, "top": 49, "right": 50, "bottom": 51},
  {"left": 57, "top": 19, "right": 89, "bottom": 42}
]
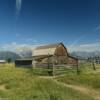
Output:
[
  {"left": 33, "top": 43, "right": 78, "bottom": 67},
  {"left": 68, "top": 56, "right": 78, "bottom": 66}
]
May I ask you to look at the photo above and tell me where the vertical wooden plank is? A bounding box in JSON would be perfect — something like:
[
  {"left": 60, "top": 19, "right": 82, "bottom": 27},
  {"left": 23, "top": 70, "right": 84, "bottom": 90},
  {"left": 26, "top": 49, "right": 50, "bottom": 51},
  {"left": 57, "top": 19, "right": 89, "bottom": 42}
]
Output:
[{"left": 76, "top": 61, "right": 79, "bottom": 75}]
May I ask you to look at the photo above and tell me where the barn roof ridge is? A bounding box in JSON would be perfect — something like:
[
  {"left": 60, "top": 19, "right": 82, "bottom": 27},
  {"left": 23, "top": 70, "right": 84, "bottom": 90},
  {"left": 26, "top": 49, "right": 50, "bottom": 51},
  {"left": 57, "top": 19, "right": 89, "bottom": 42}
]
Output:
[{"left": 35, "top": 42, "right": 63, "bottom": 50}]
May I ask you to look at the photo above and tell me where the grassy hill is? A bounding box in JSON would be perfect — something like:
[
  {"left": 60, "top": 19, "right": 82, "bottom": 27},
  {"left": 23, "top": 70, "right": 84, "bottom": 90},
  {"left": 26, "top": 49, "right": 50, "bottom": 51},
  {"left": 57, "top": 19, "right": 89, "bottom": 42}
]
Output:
[{"left": 0, "top": 63, "right": 99, "bottom": 100}]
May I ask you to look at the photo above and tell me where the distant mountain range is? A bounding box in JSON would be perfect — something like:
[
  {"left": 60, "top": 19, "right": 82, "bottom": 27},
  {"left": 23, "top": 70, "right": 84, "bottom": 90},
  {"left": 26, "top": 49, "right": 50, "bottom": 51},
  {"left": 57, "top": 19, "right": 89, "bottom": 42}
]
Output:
[
  {"left": 18, "top": 50, "right": 100, "bottom": 59},
  {"left": 0, "top": 48, "right": 33, "bottom": 61},
  {"left": 0, "top": 51, "right": 21, "bottom": 61},
  {"left": 0, "top": 49, "right": 100, "bottom": 61},
  {"left": 0, "top": 50, "right": 32, "bottom": 61},
  {"left": 18, "top": 50, "right": 32, "bottom": 58},
  {"left": 70, "top": 51, "right": 100, "bottom": 59}
]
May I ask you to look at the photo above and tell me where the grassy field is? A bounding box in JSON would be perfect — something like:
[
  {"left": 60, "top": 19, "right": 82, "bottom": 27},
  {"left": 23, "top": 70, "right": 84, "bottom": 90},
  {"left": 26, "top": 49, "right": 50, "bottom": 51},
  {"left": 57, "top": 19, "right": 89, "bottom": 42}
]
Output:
[
  {"left": 56, "top": 63, "right": 100, "bottom": 90},
  {"left": 0, "top": 63, "right": 99, "bottom": 100}
]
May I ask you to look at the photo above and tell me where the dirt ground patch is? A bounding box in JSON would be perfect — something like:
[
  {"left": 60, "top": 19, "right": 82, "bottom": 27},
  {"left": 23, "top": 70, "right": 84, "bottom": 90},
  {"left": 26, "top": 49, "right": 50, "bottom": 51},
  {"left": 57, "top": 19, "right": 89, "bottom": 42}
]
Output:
[
  {"left": 54, "top": 80, "right": 100, "bottom": 100},
  {"left": 39, "top": 76, "right": 100, "bottom": 100},
  {"left": 0, "top": 84, "right": 7, "bottom": 91}
]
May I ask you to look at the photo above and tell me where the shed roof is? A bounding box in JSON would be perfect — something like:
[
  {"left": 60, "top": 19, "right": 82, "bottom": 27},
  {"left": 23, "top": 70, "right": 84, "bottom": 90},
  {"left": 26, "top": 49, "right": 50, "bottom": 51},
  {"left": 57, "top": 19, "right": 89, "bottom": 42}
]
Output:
[{"left": 0, "top": 60, "right": 6, "bottom": 63}]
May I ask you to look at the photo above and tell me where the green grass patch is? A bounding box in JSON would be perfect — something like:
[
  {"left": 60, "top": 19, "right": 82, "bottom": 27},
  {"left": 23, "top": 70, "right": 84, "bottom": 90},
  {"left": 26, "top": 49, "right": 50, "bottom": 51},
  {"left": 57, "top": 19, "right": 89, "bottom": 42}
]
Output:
[
  {"left": 56, "top": 63, "right": 100, "bottom": 91},
  {"left": 0, "top": 63, "right": 94, "bottom": 100}
]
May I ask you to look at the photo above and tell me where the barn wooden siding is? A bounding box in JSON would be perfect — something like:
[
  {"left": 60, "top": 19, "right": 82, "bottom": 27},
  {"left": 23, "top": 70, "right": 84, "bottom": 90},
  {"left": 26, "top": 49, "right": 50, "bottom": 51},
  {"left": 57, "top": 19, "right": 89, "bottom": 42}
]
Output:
[
  {"left": 32, "top": 43, "right": 78, "bottom": 67},
  {"left": 68, "top": 56, "right": 78, "bottom": 66}
]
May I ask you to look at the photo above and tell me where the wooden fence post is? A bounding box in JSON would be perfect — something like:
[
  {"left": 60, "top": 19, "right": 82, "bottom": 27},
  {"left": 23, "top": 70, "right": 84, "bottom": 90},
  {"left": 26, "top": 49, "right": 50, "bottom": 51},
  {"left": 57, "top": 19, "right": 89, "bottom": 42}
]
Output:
[
  {"left": 92, "top": 62, "right": 96, "bottom": 70},
  {"left": 52, "top": 63, "right": 54, "bottom": 77},
  {"left": 47, "top": 54, "right": 50, "bottom": 69},
  {"left": 76, "top": 62, "right": 79, "bottom": 75}
]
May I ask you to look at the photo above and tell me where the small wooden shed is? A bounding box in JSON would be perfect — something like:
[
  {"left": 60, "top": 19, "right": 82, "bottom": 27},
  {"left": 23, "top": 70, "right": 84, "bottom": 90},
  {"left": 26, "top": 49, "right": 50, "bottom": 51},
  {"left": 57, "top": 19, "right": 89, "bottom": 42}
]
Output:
[
  {"left": 0, "top": 60, "right": 6, "bottom": 64},
  {"left": 32, "top": 43, "right": 78, "bottom": 67},
  {"left": 15, "top": 59, "right": 33, "bottom": 68}
]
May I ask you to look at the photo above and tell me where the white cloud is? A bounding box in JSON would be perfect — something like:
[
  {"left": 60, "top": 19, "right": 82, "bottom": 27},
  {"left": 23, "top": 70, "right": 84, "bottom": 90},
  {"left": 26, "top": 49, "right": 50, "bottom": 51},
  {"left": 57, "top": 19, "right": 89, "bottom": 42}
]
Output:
[
  {"left": 68, "top": 42, "right": 100, "bottom": 52},
  {"left": 0, "top": 42, "right": 36, "bottom": 52},
  {"left": 15, "top": 33, "right": 38, "bottom": 44},
  {"left": 16, "top": 0, "right": 22, "bottom": 17},
  {"left": 1, "top": 42, "right": 100, "bottom": 53},
  {"left": 25, "top": 38, "right": 38, "bottom": 43}
]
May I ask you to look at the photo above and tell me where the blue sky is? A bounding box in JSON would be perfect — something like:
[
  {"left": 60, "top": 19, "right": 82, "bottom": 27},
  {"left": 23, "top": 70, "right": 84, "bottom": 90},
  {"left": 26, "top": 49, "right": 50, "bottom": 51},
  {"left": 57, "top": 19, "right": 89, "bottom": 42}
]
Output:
[{"left": 0, "top": 0, "right": 100, "bottom": 51}]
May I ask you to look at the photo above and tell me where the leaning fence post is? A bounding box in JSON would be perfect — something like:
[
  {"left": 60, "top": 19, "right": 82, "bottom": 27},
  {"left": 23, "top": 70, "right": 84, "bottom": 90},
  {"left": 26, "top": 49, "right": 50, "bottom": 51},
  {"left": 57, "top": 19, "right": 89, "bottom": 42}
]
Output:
[
  {"left": 92, "top": 62, "right": 96, "bottom": 70},
  {"left": 52, "top": 55, "right": 55, "bottom": 77}
]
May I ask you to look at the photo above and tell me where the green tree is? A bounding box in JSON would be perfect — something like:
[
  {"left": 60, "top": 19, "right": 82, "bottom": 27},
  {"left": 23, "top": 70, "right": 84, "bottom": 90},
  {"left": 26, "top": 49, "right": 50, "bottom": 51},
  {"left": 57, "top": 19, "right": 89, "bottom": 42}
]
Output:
[{"left": 6, "top": 58, "right": 12, "bottom": 63}]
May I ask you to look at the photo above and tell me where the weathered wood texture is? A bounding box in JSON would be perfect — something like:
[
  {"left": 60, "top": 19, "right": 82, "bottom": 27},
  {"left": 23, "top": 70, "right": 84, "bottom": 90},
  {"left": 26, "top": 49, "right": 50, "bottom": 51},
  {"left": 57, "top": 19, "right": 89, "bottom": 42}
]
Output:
[{"left": 33, "top": 43, "right": 78, "bottom": 67}]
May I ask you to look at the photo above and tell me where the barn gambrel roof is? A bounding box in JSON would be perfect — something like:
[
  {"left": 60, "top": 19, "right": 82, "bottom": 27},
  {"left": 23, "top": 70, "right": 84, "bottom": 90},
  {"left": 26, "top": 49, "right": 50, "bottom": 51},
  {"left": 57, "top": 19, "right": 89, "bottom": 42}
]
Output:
[{"left": 33, "top": 43, "right": 67, "bottom": 57}]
